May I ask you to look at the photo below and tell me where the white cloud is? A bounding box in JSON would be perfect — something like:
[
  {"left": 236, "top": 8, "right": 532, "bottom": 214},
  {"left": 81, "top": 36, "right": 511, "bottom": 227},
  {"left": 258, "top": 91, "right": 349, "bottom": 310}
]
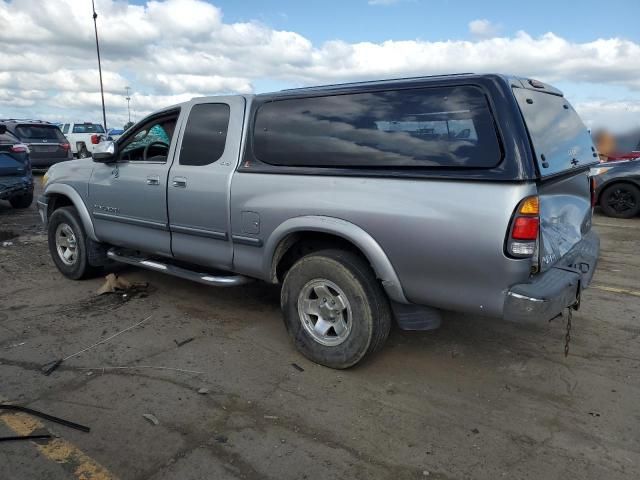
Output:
[
  {"left": 575, "top": 100, "right": 640, "bottom": 132},
  {"left": 468, "top": 19, "right": 501, "bottom": 39},
  {"left": 0, "top": 0, "right": 638, "bottom": 131}
]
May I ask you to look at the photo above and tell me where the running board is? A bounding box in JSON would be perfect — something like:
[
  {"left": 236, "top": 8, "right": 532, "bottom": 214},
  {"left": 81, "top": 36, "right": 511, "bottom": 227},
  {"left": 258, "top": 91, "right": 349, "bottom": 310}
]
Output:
[{"left": 107, "top": 249, "right": 252, "bottom": 287}]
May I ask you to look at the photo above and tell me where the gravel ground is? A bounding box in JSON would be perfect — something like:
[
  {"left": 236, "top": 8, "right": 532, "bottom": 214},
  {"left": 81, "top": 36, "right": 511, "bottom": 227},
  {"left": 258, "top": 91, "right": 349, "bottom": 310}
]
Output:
[{"left": 1, "top": 178, "right": 639, "bottom": 480}]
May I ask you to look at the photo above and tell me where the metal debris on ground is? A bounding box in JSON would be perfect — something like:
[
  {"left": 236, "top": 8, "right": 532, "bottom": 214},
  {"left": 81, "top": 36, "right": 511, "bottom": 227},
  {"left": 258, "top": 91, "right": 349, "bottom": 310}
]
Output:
[
  {"left": 142, "top": 413, "right": 159, "bottom": 426},
  {"left": 77, "top": 365, "right": 204, "bottom": 375},
  {"left": 41, "top": 315, "right": 152, "bottom": 375},
  {"left": 0, "top": 434, "right": 53, "bottom": 443},
  {"left": 174, "top": 337, "right": 194, "bottom": 347},
  {"left": 291, "top": 363, "right": 304, "bottom": 372},
  {"left": 96, "top": 273, "right": 150, "bottom": 299},
  {"left": 0, "top": 404, "right": 91, "bottom": 433}
]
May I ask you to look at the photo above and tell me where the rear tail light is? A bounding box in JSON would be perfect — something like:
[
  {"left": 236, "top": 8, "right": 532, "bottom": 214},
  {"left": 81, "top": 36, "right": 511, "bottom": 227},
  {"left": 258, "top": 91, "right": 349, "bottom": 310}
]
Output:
[
  {"left": 91, "top": 134, "right": 100, "bottom": 145},
  {"left": 10, "top": 144, "right": 28, "bottom": 153},
  {"left": 512, "top": 217, "right": 540, "bottom": 240},
  {"left": 506, "top": 195, "right": 540, "bottom": 258},
  {"left": 590, "top": 177, "right": 597, "bottom": 207},
  {"left": 60, "top": 142, "right": 71, "bottom": 151}
]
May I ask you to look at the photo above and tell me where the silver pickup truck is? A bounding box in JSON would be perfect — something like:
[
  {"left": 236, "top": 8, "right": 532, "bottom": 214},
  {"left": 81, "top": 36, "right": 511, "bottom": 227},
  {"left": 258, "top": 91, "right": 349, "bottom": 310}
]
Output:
[{"left": 38, "top": 74, "right": 600, "bottom": 368}]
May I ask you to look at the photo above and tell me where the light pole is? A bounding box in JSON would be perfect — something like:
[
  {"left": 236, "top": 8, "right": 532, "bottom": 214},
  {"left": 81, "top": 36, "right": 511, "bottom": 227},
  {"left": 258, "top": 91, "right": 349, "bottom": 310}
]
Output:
[
  {"left": 91, "top": 0, "right": 107, "bottom": 132},
  {"left": 125, "top": 86, "right": 131, "bottom": 124}
]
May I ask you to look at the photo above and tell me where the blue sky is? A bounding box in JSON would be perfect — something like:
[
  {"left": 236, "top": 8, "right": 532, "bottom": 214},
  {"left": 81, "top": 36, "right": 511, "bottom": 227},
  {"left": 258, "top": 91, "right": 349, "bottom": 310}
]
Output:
[
  {"left": 1, "top": 0, "right": 639, "bottom": 131},
  {"left": 130, "top": 0, "right": 639, "bottom": 44}
]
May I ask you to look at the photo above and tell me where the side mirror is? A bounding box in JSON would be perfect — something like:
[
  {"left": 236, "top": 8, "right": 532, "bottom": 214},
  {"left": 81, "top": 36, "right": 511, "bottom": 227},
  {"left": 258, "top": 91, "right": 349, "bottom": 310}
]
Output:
[
  {"left": 0, "top": 124, "right": 6, "bottom": 135},
  {"left": 92, "top": 140, "right": 116, "bottom": 163}
]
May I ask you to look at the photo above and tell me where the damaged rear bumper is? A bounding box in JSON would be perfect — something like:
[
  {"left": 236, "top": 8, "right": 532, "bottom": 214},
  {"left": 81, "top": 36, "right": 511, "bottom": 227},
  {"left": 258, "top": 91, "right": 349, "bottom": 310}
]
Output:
[
  {"left": 504, "top": 230, "right": 599, "bottom": 323},
  {"left": 0, "top": 177, "right": 33, "bottom": 201}
]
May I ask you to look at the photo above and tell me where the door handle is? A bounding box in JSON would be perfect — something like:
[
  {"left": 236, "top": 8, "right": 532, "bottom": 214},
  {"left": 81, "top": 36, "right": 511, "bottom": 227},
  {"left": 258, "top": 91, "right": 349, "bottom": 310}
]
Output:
[
  {"left": 172, "top": 177, "right": 187, "bottom": 188},
  {"left": 146, "top": 175, "right": 160, "bottom": 186}
]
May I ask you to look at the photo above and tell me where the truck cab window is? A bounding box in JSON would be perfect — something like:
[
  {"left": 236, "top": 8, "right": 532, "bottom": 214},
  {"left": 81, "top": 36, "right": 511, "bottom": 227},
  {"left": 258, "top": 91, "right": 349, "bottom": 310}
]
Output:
[{"left": 120, "top": 117, "right": 177, "bottom": 163}]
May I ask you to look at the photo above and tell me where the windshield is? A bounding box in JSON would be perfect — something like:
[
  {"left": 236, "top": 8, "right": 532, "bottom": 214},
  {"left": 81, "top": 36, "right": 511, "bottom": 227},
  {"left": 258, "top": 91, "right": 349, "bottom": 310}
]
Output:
[
  {"left": 514, "top": 89, "right": 597, "bottom": 176},
  {"left": 15, "top": 125, "right": 66, "bottom": 142}
]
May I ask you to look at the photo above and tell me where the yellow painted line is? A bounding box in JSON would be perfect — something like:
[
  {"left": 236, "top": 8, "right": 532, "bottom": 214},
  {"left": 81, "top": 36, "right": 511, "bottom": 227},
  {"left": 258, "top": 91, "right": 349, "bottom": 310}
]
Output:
[
  {"left": 0, "top": 411, "right": 117, "bottom": 480},
  {"left": 592, "top": 284, "right": 640, "bottom": 298}
]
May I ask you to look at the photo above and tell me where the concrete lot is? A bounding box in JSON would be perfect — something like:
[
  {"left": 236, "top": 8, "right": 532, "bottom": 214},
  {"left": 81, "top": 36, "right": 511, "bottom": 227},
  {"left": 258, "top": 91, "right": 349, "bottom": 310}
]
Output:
[{"left": 1, "top": 178, "right": 639, "bottom": 480}]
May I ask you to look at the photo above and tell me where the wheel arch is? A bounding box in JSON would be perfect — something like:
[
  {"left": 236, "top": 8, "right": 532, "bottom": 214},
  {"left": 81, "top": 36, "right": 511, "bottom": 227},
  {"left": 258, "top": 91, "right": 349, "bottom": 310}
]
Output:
[
  {"left": 44, "top": 184, "right": 98, "bottom": 241},
  {"left": 265, "top": 216, "right": 408, "bottom": 303}
]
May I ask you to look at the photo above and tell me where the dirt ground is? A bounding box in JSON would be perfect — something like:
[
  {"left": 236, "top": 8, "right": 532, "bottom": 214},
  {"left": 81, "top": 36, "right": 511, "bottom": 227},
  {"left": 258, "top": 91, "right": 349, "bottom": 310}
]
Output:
[{"left": 1, "top": 178, "right": 639, "bottom": 480}]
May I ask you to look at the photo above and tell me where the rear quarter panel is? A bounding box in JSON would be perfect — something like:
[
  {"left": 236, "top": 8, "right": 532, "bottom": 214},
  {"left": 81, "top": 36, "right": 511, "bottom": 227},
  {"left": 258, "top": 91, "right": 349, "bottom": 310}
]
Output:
[{"left": 230, "top": 173, "right": 536, "bottom": 317}]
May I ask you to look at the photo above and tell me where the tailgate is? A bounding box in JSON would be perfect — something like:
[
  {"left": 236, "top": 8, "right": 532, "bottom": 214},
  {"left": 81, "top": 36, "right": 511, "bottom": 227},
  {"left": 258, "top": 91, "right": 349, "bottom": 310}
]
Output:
[
  {"left": 537, "top": 170, "right": 594, "bottom": 271},
  {"left": 513, "top": 85, "right": 598, "bottom": 272},
  {"left": 28, "top": 143, "right": 68, "bottom": 159}
]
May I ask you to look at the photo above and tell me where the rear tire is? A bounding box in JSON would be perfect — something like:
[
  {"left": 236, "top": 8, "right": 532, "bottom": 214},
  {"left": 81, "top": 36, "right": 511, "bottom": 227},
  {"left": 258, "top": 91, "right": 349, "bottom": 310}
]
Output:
[
  {"left": 78, "top": 147, "right": 90, "bottom": 159},
  {"left": 600, "top": 183, "right": 640, "bottom": 218},
  {"left": 48, "top": 206, "right": 98, "bottom": 279},
  {"left": 9, "top": 192, "right": 33, "bottom": 209},
  {"left": 281, "top": 249, "right": 392, "bottom": 369}
]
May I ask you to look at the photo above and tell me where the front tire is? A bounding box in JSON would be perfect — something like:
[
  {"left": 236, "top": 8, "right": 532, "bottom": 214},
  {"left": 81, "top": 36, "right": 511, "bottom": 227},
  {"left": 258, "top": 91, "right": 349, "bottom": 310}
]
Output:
[
  {"left": 9, "top": 192, "right": 33, "bottom": 209},
  {"left": 281, "top": 249, "right": 391, "bottom": 369},
  {"left": 47, "top": 206, "right": 97, "bottom": 279},
  {"left": 600, "top": 183, "right": 640, "bottom": 218}
]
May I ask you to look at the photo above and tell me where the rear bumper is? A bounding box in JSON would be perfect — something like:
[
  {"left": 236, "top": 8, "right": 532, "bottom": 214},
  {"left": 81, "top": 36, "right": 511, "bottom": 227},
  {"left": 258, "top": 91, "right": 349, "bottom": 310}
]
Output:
[
  {"left": 504, "top": 230, "right": 599, "bottom": 323},
  {"left": 0, "top": 176, "right": 33, "bottom": 200}
]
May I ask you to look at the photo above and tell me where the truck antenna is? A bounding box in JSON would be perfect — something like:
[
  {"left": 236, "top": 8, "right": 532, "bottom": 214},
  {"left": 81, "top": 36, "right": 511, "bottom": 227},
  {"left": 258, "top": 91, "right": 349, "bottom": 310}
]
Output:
[{"left": 91, "top": 0, "right": 107, "bottom": 133}]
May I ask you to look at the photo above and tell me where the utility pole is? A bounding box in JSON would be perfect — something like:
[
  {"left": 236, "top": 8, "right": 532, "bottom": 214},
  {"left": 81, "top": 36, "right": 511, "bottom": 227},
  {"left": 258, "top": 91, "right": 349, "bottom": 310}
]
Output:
[
  {"left": 91, "top": 0, "right": 107, "bottom": 132},
  {"left": 125, "top": 86, "right": 131, "bottom": 123}
]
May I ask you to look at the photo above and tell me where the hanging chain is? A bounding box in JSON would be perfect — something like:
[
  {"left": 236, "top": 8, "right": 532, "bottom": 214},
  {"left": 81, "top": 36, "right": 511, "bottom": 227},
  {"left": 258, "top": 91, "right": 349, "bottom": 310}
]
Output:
[{"left": 564, "top": 307, "right": 572, "bottom": 357}]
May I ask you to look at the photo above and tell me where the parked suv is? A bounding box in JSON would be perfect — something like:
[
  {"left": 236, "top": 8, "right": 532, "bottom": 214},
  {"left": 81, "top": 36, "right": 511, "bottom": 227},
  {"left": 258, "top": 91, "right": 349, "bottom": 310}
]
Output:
[
  {"left": 60, "top": 122, "right": 106, "bottom": 158},
  {"left": 39, "top": 74, "right": 600, "bottom": 368},
  {"left": 1, "top": 120, "right": 72, "bottom": 169},
  {"left": 0, "top": 124, "right": 33, "bottom": 208}
]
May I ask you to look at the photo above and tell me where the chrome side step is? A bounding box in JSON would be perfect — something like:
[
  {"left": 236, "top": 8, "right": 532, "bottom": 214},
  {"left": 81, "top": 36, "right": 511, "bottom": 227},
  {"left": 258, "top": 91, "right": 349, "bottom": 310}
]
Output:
[{"left": 107, "top": 249, "right": 253, "bottom": 287}]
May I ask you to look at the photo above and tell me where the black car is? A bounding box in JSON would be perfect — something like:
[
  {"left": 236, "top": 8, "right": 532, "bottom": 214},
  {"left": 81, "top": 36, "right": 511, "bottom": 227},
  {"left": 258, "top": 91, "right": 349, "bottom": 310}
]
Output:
[
  {"left": 0, "top": 120, "right": 72, "bottom": 169},
  {"left": 592, "top": 159, "right": 640, "bottom": 218},
  {"left": 0, "top": 124, "right": 34, "bottom": 209}
]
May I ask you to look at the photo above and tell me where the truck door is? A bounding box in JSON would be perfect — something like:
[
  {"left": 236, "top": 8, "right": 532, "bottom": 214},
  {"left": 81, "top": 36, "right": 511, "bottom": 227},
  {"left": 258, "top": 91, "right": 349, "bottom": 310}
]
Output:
[
  {"left": 88, "top": 109, "right": 181, "bottom": 256},
  {"left": 167, "top": 97, "right": 245, "bottom": 270}
]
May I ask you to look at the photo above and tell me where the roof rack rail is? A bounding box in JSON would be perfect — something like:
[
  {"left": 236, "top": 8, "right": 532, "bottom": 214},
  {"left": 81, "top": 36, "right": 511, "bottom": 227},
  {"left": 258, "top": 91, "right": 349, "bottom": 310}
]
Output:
[
  {"left": 0, "top": 118, "right": 52, "bottom": 124},
  {"left": 280, "top": 73, "right": 476, "bottom": 92}
]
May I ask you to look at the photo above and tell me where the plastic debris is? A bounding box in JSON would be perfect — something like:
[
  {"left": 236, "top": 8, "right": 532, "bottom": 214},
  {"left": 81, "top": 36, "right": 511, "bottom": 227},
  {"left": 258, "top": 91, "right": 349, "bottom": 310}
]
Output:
[
  {"left": 96, "top": 273, "right": 149, "bottom": 299},
  {"left": 142, "top": 413, "right": 159, "bottom": 425}
]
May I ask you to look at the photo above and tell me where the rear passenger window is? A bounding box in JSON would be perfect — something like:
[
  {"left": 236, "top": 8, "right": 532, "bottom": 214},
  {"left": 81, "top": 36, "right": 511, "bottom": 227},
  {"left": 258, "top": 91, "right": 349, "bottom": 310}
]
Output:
[
  {"left": 253, "top": 86, "right": 501, "bottom": 169},
  {"left": 180, "top": 103, "right": 230, "bottom": 166}
]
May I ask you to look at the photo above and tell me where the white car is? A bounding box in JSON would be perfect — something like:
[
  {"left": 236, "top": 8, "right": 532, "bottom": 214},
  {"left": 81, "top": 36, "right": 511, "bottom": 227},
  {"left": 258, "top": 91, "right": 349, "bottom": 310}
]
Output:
[{"left": 60, "top": 122, "right": 106, "bottom": 158}]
